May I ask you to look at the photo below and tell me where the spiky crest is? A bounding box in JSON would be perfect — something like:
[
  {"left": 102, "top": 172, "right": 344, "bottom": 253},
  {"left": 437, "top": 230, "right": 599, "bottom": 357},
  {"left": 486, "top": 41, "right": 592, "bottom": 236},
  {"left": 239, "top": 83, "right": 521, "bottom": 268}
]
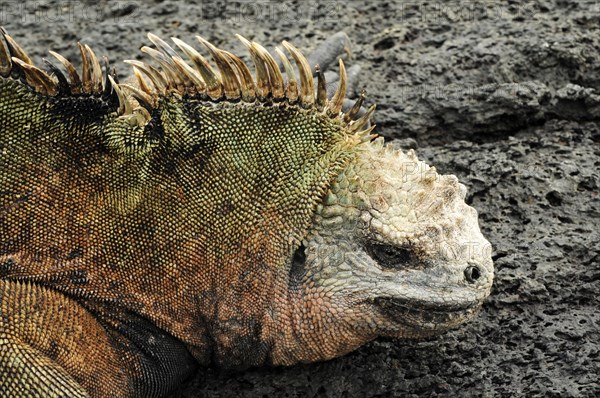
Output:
[
  {"left": 0, "top": 28, "right": 127, "bottom": 112},
  {"left": 0, "top": 29, "right": 376, "bottom": 139}
]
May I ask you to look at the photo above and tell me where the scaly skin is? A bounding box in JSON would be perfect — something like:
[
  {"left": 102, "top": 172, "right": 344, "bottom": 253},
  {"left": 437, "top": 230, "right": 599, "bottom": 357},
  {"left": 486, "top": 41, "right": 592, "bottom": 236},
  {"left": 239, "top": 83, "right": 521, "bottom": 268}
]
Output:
[{"left": 0, "top": 30, "right": 493, "bottom": 397}]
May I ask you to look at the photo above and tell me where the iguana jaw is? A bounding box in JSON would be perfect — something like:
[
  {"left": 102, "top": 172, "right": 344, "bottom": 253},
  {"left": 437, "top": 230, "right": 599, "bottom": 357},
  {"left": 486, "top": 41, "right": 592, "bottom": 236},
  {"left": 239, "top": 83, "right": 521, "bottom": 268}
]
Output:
[
  {"left": 271, "top": 270, "right": 489, "bottom": 365},
  {"left": 374, "top": 295, "right": 479, "bottom": 318},
  {"left": 366, "top": 256, "right": 493, "bottom": 336},
  {"left": 371, "top": 288, "right": 487, "bottom": 336},
  {"left": 373, "top": 297, "right": 482, "bottom": 338}
]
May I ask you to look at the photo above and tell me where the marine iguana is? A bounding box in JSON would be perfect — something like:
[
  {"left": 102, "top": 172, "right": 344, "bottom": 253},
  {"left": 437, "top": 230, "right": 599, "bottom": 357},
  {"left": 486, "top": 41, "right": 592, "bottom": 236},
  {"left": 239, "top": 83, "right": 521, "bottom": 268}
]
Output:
[{"left": 0, "top": 29, "right": 493, "bottom": 397}]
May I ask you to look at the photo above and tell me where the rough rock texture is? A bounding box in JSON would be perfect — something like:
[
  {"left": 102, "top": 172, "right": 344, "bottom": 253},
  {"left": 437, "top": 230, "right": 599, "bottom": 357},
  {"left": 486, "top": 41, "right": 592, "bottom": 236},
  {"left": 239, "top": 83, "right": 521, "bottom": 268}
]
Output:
[{"left": 5, "top": 0, "right": 598, "bottom": 396}]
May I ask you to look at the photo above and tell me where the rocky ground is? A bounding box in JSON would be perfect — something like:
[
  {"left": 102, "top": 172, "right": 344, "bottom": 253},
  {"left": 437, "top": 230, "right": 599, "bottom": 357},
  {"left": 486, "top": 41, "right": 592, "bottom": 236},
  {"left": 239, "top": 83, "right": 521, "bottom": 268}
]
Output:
[{"left": 5, "top": 0, "right": 599, "bottom": 396}]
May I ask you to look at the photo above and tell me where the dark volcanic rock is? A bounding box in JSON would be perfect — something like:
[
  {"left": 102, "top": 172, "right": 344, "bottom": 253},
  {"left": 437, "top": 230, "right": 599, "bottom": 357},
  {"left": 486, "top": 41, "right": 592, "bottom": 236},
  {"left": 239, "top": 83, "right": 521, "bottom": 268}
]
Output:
[{"left": 5, "top": 0, "right": 599, "bottom": 397}]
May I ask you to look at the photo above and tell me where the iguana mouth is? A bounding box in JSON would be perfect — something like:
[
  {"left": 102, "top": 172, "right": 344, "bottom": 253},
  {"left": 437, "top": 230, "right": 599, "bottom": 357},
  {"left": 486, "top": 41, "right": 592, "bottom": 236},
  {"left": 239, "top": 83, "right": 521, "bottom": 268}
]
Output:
[{"left": 374, "top": 297, "right": 481, "bottom": 329}]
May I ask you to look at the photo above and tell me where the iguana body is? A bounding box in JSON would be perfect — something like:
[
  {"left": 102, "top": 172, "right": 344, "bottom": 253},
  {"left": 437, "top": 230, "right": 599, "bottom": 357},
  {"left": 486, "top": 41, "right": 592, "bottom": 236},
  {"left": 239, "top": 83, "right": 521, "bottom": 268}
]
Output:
[{"left": 0, "top": 30, "right": 493, "bottom": 397}]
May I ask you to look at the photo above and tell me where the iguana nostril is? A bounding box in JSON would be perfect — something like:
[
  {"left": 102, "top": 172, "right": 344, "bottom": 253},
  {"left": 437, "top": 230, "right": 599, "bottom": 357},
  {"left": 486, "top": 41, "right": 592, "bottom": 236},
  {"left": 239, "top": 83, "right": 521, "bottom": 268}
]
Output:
[{"left": 464, "top": 265, "right": 482, "bottom": 283}]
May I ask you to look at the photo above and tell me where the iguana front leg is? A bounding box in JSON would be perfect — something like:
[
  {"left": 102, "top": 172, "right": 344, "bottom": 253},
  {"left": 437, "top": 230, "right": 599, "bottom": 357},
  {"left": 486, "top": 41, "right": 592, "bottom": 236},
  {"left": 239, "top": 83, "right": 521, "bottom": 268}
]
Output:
[
  {"left": 0, "top": 280, "right": 128, "bottom": 397},
  {"left": 1, "top": 276, "right": 198, "bottom": 398}
]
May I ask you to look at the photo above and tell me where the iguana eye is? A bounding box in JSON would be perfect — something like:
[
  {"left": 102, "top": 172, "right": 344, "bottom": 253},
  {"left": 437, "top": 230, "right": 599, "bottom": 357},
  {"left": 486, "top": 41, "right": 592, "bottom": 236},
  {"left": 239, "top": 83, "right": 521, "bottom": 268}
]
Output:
[{"left": 367, "top": 243, "right": 413, "bottom": 269}]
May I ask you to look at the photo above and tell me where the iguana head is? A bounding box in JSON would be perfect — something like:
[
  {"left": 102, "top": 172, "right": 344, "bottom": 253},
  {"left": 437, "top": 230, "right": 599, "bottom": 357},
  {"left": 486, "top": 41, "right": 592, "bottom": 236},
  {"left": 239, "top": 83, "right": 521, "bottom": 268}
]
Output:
[{"left": 273, "top": 138, "right": 493, "bottom": 364}]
